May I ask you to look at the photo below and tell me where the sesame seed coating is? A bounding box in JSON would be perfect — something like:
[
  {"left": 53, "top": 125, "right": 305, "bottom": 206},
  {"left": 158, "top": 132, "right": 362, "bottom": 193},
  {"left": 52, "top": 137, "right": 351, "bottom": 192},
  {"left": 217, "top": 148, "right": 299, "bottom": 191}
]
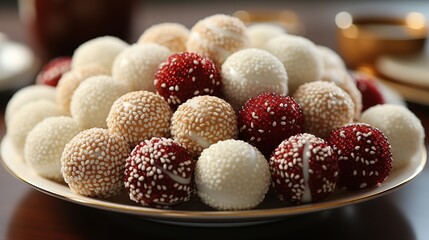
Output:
[
  {"left": 195, "top": 139, "right": 270, "bottom": 210},
  {"left": 171, "top": 95, "right": 237, "bottom": 157},
  {"left": 70, "top": 75, "right": 129, "bottom": 129},
  {"left": 186, "top": 14, "right": 249, "bottom": 66},
  {"left": 61, "top": 128, "right": 129, "bottom": 198},
  {"left": 221, "top": 48, "right": 289, "bottom": 111},
  {"left": 293, "top": 81, "right": 355, "bottom": 138},
  {"left": 107, "top": 91, "right": 173, "bottom": 147},
  {"left": 24, "top": 117, "right": 81, "bottom": 181},
  {"left": 138, "top": 23, "right": 190, "bottom": 53},
  {"left": 247, "top": 23, "right": 285, "bottom": 49}
]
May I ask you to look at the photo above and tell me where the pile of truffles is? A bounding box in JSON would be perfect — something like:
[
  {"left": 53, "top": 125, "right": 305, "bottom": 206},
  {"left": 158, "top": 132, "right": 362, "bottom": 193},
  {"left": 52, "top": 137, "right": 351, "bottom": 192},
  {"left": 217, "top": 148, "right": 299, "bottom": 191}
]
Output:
[{"left": 6, "top": 14, "right": 425, "bottom": 210}]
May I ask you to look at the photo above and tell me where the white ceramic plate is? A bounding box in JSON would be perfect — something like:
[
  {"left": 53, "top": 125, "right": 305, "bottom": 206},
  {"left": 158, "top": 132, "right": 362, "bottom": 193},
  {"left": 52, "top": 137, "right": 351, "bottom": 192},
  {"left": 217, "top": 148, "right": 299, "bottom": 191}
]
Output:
[{"left": 0, "top": 135, "right": 426, "bottom": 226}]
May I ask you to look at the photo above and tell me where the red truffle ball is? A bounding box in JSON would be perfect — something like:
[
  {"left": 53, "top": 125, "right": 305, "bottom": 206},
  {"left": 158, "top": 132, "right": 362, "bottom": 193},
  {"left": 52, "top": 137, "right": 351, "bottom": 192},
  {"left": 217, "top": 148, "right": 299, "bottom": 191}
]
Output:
[
  {"left": 36, "top": 57, "right": 72, "bottom": 87},
  {"left": 327, "top": 123, "right": 393, "bottom": 190},
  {"left": 124, "top": 137, "right": 195, "bottom": 208},
  {"left": 238, "top": 92, "right": 305, "bottom": 157},
  {"left": 353, "top": 72, "right": 385, "bottom": 111},
  {"left": 155, "top": 52, "right": 222, "bottom": 109},
  {"left": 269, "top": 133, "right": 338, "bottom": 204}
]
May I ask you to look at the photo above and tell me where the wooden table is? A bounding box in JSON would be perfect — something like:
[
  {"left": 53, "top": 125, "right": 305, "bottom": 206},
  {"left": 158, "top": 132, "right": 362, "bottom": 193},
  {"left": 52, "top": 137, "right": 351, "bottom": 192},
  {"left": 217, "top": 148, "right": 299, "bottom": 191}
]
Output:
[{"left": 1, "top": 1, "right": 429, "bottom": 239}]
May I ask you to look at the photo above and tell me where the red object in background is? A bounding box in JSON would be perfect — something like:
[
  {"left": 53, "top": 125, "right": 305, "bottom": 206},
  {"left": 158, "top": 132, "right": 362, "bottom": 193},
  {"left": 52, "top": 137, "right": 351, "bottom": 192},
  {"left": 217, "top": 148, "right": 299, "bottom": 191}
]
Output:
[
  {"left": 353, "top": 72, "right": 385, "bottom": 111},
  {"left": 19, "top": 0, "right": 133, "bottom": 64},
  {"left": 36, "top": 57, "right": 71, "bottom": 87}
]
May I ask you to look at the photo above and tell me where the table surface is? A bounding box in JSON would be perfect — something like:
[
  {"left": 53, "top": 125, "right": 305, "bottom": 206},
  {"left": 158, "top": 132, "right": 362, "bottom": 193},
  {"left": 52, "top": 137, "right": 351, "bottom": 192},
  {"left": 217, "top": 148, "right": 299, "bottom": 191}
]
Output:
[{"left": 1, "top": 1, "right": 429, "bottom": 239}]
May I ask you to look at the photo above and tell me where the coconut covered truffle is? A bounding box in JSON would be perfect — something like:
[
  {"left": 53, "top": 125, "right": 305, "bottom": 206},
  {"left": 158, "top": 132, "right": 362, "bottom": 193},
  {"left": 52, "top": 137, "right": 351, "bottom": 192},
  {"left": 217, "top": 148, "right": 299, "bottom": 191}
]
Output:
[
  {"left": 107, "top": 91, "right": 173, "bottom": 147},
  {"left": 317, "top": 45, "right": 346, "bottom": 71},
  {"left": 264, "top": 34, "right": 323, "bottom": 95},
  {"left": 71, "top": 36, "right": 129, "bottom": 72},
  {"left": 124, "top": 137, "right": 195, "bottom": 208},
  {"left": 112, "top": 43, "right": 171, "bottom": 92},
  {"left": 5, "top": 85, "right": 56, "bottom": 126},
  {"left": 8, "top": 100, "right": 65, "bottom": 153},
  {"left": 61, "top": 128, "right": 129, "bottom": 198},
  {"left": 186, "top": 14, "right": 249, "bottom": 66},
  {"left": 360, "top": 104, "right": 425, "bottom": 169},
  {"left": 70, "top": 75, "right": 129, "bottom": 129},
  {"left": 293, "top": 81, "right": 354, "bottom": 138},
  {"left": 24, "top": 117, "right": 81, "bottom": 181},
  {"left": 195, "top": 139, "right": 270, "bottom": 210},
  {"left": 247, "top": 23, "right": 286, "bottom": 49},
  {"left": 57, "top": 64, "right": 109, "bottom": 113},
  {"left": 171, "top": 95, "right": 237, "bottom": 157},
  {"left": 221, "top": 48, "right": 288, "bottom": 110},
  {"left": 138, "top": 23, "right": 190, "bottom": 52}
]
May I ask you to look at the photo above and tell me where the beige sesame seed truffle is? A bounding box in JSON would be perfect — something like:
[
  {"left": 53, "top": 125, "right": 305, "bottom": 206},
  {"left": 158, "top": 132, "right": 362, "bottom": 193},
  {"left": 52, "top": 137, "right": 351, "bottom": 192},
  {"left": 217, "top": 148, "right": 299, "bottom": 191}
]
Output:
[
  {"left": 8, "top": 100, "right": 66, "bottom": 153},
  {"left": 138, "top": 23, "right": 190, "bottom": 53},
  {"left": 247, "top": 23, "right": 286, "bottom": 49},
  {"left": 221, "top": 48, "right": 288, "bottom": 111},
  {"left": 107, "top": 91, "right": 173, "bottom": 147},
  {"left": 56, "top": 64, "right": 109, "bottom": 113},
  {"left": 171, "top": 95, "right": 237, "bottom": 157},
  {"left": 111, "top": 44, "right": 171, "bottom": 92},
  {"left": 24, "top": 116, "right": 81, "bottom": 181},
  {"left": 70, "top": 75, "right": 129, "bottom": 129},
  {"left": 71, "top": 36, "right": 129, "bottom": 73},
  {"left": 293, "top": 81, "right": 355, "bottom": 138},
  {"left": 264, "top": 34, "right": 323, "bottom": 95},
  {"left": 195, "top": 139, "right": 270, "bottom": 210},
  {"left": 186, "top": 14, "right": 249, "bottom": 66},
  {"left": 61, "top": 128, "right": 129, "bottom": 198},
  {"left": 5, "top": 85, "right": 56, "bottom": 126},
  {"left": 360, "top": 104, "right": 425, "bottom": 169}
]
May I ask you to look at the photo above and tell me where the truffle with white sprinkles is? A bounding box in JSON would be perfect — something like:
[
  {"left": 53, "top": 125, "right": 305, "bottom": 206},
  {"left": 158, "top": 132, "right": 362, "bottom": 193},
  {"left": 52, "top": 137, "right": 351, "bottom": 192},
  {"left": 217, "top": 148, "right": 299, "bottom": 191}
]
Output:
[
  {"left": 61, "top": 128, "right": 129, "bottom": 198},
  {"left": 24, "top": 117, "right": 81, "bottom": 181},
  {"left": 269, "top": 133, "right": 338, "bottom": 204},
  {"left": 293, "top": 81, "right": 355, "bottom": 138},
  {"left": 195, "top": 139, "right": 271, "bottom": 210},
  {"left": 138, "top": 23, "right": 190, "bottom": 53},
  {"left": 221, "top": 48, "right": 288, "bottom": 110},
  {"left": 107, "top": 91, "right": 173, "bottom": 147},
  {"left": 124, "top": 137, "right": 195, "bottom": 208},
  {"left": 171, "top": 95, "right": 237, "bottom": 157}
]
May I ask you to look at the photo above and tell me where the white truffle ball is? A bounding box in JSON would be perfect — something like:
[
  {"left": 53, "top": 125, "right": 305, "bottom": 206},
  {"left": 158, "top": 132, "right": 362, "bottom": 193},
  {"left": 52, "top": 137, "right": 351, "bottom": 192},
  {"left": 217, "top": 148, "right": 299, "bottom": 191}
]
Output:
[
  {"left": 247, "top": 23, "right": 286, "bottom": 49},
  {"left": 70, "top": 75, "right": 129, "bottom": 129},
  {"left": 5, "top": 85, "right": 56, "bottom": 126},
  {"left": 264, "top": 34, "right": 323, "bottom": 95},
  {"left": 195, "top": 139, "right": 270, "bottom": 210},
  {"left": 24, "top": 116, "right": 81, "bottom": 181},
  {"left": 112, "top": 44, "right": 171, "bottom": 92},
  {"left": 138, "top": 23, "right": 190, "bottom": 52},
  {"left": 360, "top": 104, "right": 425, "bottom": 169},
  {"left": 8, "top": 100, "right": 65, "bottom": 153},
  {"left": 221, "top": 48, "right": 288, "bottom": 110},
  {"left": 317, "top": 45, "right": 346, "bottom": 71},
  {"left": 71, "top": 36, "right": 129, "bottom": 72}
]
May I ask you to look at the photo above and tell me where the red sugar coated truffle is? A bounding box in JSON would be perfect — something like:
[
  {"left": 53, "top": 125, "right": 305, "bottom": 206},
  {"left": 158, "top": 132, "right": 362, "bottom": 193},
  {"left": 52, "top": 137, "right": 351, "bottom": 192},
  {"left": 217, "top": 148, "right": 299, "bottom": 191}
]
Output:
[
  {"left": 326, "top": 123, "right": 392, "bottom": 190},
  {"left": 124, "top": 137, "right": 195, "bottom": 208},
  {"left": 36, "top": 57, "right": 72, "bottom": 87},
  {"left": 353, "top": 72, "right": 385, "bottom": 111},
  {"left": 155, "top": 52, "right": 222, "bottom": 109},
  {"left": 269, "top": 133, "right": 338, "bottom": 204},
  {"left": 238, "top": 92, "right": 305, "bottom": 158}
]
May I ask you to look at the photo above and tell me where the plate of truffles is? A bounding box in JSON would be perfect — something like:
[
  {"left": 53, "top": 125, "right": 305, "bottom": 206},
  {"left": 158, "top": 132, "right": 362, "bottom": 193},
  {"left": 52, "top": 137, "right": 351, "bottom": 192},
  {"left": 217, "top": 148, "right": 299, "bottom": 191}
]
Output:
[{"left": 1, "top": 14, "right": 426, "bottom": 227}]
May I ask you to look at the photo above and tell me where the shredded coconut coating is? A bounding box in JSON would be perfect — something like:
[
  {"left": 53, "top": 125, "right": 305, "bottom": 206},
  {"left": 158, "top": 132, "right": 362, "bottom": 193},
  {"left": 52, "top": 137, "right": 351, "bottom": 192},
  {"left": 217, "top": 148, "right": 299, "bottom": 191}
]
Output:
[
  {"left": 138, "top": 23, "right": 190, "bottom": 52},
  {"left": 195, "top": 139, "right": 270, "bottom": 210},
  {"left": 264, "top": 34, "right": 323, "bottom": 95},
  {"left": 9, "top": 100, "right": 66, "bottom": 154},
  {"left": 171, "top": 95, "right": 237, "bottom": 157},
  {"left": 5, "top": 85, "right": 56, "bottom": 126},
  {"left": 61, "top": 128, "right": 129, "bottom": 198},
  {"left": 247, "top": 23, "right": 286, "bottom": 49},
  {"left": 221, "top": 48, "right": 288, "bottom": 110},
  {"left": 70, "top": 75, "right": 129, "bottom": 129},
  {"left": 71, "top": 36, "right": 129, "bottom": 73},
  {"left": 112, "top": 43, "right": 171, "bottom": 92},
  {"left": 107, "top": 91, "right": 172, "bottom": 147},
  {"left": 360, "top": 104, "right": 425, "bottom": 169},
  {"left": 57, "top": 64, "right": 109, "bottom": 113},
  {"left": 186, "top": 14, "right": 249, "bottom": 66},
  {"left": 24, "top": 117, "right": 81, "bottom": 181},
  {"left": 293, "top": 81, "right": 355, "bottom": 138}
]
